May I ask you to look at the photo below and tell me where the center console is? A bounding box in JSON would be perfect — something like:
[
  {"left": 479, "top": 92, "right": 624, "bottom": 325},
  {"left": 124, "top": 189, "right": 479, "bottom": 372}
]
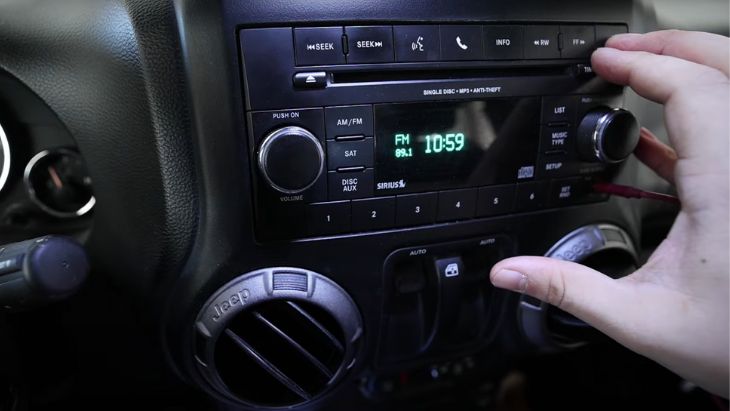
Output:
[{"left": 164, "top": 1, "right": 652, "bottom": 409}]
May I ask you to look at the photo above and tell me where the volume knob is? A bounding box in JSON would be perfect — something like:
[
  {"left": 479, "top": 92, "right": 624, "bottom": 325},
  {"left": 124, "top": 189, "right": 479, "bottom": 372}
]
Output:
[
  {"left": 577, "top": 107, "right": 640, "bottom": 164},
  {"left": 258, "top": 126, "right": 324, "bottom": 194}
]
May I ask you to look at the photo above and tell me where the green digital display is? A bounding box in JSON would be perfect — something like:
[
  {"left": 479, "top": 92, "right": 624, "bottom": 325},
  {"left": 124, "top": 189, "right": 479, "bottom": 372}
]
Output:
[
  {"left": 393, "top": 132, "right": 467, "bottom": 159},
  {"left": 374, "top": 99, "right": 541, "bottom": 194}
]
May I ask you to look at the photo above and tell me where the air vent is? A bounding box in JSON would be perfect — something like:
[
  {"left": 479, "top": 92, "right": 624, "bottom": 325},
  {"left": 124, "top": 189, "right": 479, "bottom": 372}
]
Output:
[
  {"left": 194, "top": 268, "right": 362, "bottom": 409},
  {"left": 215, "top": 300, "right": 345, "bottom": 406}
]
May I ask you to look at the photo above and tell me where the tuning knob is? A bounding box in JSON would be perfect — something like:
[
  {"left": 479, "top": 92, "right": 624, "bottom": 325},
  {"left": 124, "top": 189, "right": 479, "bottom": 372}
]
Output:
[
  {"left": 258, "top": 126, "right": 324, "bottom": 194},
  {"left": 576, "top": 107, "right": 640, "bottom": 164}
]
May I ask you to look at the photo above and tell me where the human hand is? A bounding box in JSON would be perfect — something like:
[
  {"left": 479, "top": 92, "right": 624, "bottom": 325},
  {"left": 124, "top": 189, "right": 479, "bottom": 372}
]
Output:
[{"left": 490, "top": 30, "right": 730, "bottom": 397}]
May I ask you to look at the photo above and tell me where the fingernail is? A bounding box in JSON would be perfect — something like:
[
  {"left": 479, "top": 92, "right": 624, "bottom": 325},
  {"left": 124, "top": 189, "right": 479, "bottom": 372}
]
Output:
[
  {"left": 640, "top": 127, "right": 658, "bottom": 141},
  {"left": 491, "top": 269, "right": 528, "bottom": 293}
]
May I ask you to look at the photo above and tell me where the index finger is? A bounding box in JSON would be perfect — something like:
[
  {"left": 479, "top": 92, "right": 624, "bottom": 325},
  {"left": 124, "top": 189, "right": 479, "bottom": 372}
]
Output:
[
  {"left": 590, "top": 47, "right": 728, "bottom": 104},
  {"left": 607, "top": 30, "right": 730, "bottom": 76}
]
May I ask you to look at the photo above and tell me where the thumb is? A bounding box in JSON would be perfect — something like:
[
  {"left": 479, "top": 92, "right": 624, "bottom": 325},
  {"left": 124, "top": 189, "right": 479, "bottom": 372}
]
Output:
[{"left": 490, "top": 256, "right": 634, "bottom": 332}]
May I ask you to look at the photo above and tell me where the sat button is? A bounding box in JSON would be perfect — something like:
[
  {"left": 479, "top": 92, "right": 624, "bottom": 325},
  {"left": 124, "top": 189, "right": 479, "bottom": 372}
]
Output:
[{"left": 327, "top": 138, "right": 374, "bottom": 170}]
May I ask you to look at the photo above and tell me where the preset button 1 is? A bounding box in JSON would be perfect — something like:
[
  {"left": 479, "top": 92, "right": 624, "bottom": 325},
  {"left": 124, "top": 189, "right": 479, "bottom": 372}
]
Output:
[{"left": 306, "top": 201, "right": 351, "bottom": 236}]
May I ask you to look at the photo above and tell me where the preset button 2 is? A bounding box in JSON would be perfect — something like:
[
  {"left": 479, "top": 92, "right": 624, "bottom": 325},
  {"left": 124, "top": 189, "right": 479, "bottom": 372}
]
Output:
[{"left": 352, "top": 197, "right": 396, "bottom": 231}]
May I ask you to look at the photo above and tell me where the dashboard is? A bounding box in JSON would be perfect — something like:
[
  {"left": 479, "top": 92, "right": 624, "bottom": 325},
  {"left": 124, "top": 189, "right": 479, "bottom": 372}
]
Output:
[{"left": 0, "top": 0, "right": 716, "bottom": 410}]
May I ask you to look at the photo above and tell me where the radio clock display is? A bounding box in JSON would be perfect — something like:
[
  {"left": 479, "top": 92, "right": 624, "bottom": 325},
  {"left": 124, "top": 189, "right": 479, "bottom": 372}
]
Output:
[
  {"left": 393, "top": 132, "right": 466, "bottom": 159},
  {"left": 374, "top": 98, "right": 541, "bottom": 194}
]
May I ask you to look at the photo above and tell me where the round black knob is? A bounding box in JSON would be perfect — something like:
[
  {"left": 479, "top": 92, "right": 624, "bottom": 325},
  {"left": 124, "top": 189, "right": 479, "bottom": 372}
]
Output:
[
  {"left": 258, "top": 126, "right": 324, "bottom": 194},
  {"left": 577, "top": 107, "right": 640, "bottom": 164}
]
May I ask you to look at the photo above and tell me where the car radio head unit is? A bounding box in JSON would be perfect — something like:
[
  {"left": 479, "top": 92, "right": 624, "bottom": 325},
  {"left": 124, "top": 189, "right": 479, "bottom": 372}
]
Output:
[{"left": 239, "top": 23, "right": 636, "bottom": 240}]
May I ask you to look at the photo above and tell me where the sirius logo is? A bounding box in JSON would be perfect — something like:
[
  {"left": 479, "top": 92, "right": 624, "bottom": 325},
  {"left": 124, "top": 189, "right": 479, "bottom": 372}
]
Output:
[{"left": 377, "top": 179, "right": 406, "bottom": 190}]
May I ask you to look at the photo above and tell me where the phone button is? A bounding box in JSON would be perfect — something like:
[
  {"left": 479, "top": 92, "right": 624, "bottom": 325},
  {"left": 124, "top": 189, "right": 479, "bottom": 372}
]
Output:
[{"left": 440, "top": 25, "right": 484, "bottom": 61}]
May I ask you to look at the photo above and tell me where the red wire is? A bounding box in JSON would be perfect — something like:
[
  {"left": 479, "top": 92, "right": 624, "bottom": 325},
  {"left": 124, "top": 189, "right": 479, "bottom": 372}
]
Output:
[{"left": 593, "top": 182, "right": 681, "bottom": 205}]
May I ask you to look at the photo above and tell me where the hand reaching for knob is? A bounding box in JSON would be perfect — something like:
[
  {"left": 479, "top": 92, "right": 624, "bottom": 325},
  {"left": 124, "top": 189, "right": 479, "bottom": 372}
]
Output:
[{"left": 490, "top": 30, "right": 730, "bottom": 397}]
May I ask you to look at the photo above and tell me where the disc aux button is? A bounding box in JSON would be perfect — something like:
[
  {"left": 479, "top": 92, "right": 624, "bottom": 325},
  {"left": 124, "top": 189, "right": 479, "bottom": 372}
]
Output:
[{"left": 328, "top": 169, "right": 374, "bottom": 200}]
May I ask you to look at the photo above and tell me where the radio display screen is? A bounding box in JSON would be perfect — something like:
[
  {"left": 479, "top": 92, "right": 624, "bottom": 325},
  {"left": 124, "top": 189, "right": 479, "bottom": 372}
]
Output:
[{"left": 374, "top": 98, "right": 540, "bottom": 195}]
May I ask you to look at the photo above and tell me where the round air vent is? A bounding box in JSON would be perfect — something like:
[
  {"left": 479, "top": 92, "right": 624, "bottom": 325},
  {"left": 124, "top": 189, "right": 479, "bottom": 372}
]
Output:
[
  {"left": 519, "top": 224, "right": 638, "bottom": 350},
  {"left": 193, "top": 268, "right": 362, "bottom": 408}
]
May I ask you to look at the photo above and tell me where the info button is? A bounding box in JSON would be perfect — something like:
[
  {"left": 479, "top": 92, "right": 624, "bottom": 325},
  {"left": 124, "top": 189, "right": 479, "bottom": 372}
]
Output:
[{"left": 484, "top": 25, "right": 524, "bottom": 60}]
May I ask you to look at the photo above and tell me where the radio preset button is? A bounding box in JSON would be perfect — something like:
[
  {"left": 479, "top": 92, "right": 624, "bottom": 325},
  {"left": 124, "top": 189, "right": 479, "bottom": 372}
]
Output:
[
  {"left": 437, "top": 188, "right": 477, "bottom": 222},
  {"left": 523, "top": 25, "right": 560, "bottom": 59},
  {"left": 327, "top": 138, "right": 374, "bottom": 170},
  {"left": 476, "top": 184, "right": 516, "bottom": 217},
  {"left": 294, "top": 27, "right": 345, "bottom": 66},
  {"left": 483, "top": 25, "right": 524, "bottom": 60},
  {"left": 516, "top": 181, "right": 549, "bottom": 211},
  {"left": 306, "top": 201, "right": 351, "bottom": 236},
  {"left": 440, "top": 25, "right": 484, "bottom": 61},
  {"left": 396, "top": 192, "right": 438, "bottom": 226},
  {"left": 394, "top": 25, "right": 440, "bottom": 62},
  {"left": 325, "top": 105, "right": 373, "bottom": 139},
  {"left": 542, "top": 96, "right": 576, "bottom": 124},
  {"left": 345, "top": 26, "right": 395, "bottom": 64},
  {"left": 328, "top": 168, "right": 374, "bottom": 200},
  {"left": 352, "top": 197, "right": 396, "bottom": 231},
  {"left": 560, "top": 25, "right": 596, "bottom": 59}
]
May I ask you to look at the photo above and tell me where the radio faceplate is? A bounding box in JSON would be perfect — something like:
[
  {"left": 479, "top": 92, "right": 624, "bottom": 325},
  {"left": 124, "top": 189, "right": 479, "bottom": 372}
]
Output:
[{"left": 240, "top": 24, "right": 628, "bottom": 240}]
